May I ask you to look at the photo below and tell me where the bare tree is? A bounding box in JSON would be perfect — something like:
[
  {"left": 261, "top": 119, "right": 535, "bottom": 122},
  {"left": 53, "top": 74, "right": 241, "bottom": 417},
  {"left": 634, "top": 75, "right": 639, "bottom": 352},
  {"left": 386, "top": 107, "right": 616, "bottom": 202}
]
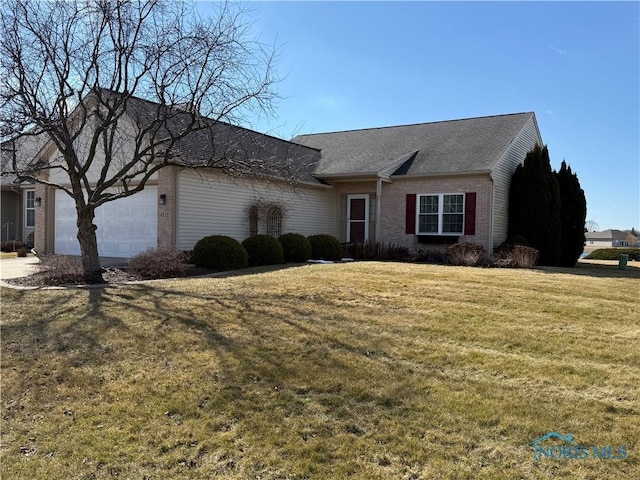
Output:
[
  {"left": 585, "top": 219, "right": 599, "bottom": 232},
  {"left": 0, "top": 0, "right": 279, "bottom": 282}
]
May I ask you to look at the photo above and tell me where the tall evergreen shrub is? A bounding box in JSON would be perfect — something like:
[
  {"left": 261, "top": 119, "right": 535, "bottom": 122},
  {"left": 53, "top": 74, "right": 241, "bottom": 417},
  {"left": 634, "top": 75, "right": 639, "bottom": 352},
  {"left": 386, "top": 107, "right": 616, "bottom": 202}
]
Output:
[
  {"left": 556, "top": 161, "right": 587, "bottom": 267},
  {"left": 508, "top": 144, "right": 561, "bottom": 266}
]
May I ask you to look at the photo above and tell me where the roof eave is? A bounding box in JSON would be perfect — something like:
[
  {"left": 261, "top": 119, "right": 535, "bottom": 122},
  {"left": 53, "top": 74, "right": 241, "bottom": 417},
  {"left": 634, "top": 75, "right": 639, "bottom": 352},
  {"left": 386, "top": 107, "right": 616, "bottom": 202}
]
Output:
[
  {"left": 392, "top": 169, "right": 492, "bottom": 179},
  {"left": 314, "top": 171, "right": 381, "bottom": 180}
]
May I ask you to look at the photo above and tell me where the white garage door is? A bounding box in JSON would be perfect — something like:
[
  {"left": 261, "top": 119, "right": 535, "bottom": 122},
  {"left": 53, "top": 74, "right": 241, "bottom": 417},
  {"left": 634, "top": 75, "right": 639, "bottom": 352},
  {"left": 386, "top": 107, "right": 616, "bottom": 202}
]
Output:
[{"left": 55, "top": 187, "right": 157, "bottom": 258}]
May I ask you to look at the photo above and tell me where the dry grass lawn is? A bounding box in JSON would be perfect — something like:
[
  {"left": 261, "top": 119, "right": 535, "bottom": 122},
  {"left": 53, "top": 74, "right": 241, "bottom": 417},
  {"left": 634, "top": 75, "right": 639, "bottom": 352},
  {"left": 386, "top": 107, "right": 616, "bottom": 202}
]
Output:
[{"left": 1, "top": 261, "right": 639, "bottom": 479}]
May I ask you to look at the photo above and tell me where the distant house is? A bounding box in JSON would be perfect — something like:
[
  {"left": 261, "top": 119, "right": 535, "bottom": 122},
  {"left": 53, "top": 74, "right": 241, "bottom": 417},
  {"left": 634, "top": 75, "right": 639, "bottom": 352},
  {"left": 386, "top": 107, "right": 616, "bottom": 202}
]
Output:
[
  {"left": 3, "top": 92, "right": 542, "bottom": 258},
  {"left": 585, "top": 229, "right": 638, "bottom": 248}
]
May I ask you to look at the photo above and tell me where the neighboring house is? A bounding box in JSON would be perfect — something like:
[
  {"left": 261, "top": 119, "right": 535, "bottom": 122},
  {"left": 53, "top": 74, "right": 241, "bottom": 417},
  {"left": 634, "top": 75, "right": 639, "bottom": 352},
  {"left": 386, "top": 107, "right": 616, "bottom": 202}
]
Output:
[
  {"left": 0, "top": 133, "right": 48, "bottom": 245},
  {"left": 585, "top": 229, "right": 638, "bottom": 248},
  {"left": 6, "top": 92, "right": 542, "bottom": 258}
]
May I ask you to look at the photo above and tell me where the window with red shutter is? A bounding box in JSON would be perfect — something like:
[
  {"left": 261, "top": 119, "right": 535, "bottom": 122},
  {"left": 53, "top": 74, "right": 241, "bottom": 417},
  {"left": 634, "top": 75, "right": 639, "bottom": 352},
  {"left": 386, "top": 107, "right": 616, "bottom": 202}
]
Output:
[
  {"left": 464, "top": 192, "right": 476, "bottom": 236},
  {"left": 406, "top": 194, "right": 416, "bottom": 234}
]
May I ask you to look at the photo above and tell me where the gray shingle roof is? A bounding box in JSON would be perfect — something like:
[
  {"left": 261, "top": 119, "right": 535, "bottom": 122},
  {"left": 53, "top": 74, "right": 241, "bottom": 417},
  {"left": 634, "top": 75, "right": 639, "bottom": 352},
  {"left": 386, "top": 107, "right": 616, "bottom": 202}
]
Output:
[
  {"left": 120, "top": 94, "right": 324, "bottom": 185},
  {"left": 292, "top": 112, "right": 535, "bottom": 178},
  {"left": 1, "top": 133, "right": 47, "bottom": 187},
  {"left": 585, "top": 230, "right": 632, "bottom": 241}
]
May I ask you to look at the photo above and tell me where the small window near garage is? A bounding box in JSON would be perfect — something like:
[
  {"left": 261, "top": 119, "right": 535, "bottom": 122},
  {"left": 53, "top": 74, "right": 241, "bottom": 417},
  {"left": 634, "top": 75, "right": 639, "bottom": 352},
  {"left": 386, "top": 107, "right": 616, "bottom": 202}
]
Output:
[
  {"left": 25, "top": 190, "right": 35, "bottom": 228},
  {"left": 266, "top": 205, "right": 283, "bottom": 238}
]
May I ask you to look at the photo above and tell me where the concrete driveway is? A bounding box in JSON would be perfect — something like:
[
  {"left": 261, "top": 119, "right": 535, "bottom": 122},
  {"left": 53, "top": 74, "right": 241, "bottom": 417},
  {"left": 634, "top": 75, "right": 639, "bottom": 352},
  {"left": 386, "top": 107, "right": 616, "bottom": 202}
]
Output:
[
  {"left": 0, "top": 255, "right": 129, "bottom": 281},
  {"left": 0, "top": 256, "right": 41, "bottom": 280}
]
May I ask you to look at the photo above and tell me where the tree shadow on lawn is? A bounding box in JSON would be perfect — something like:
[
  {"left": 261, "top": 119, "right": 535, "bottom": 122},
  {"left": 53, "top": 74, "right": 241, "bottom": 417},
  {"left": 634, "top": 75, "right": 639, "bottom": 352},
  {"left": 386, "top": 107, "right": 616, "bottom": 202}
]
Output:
[{"left": 2, "top": 277, "right": 400, "bottom": 404}]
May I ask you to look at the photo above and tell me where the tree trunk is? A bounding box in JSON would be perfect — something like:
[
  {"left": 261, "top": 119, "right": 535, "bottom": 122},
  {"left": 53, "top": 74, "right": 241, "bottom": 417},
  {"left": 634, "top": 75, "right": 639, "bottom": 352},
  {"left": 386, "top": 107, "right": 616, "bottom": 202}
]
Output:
[{"left": 76, "top": 205, "right": 104, "bottom": 283}]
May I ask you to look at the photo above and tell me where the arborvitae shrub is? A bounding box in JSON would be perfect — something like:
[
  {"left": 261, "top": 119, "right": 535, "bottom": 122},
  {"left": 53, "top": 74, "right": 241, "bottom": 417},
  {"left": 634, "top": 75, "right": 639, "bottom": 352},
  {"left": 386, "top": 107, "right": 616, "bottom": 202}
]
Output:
[
  {"left": 307, "top": 234, "right": 342, "bottom": 261},
  {"left": 192, "top": 235, "right": 248, "bottom": 270},
  {"left": 508, "top": 144, "right": 561, "bottom": 266},
  {"left": 128, "top": 247, "right": 187, "bottom": 279},
  {"left": 242, "top": 235, "right": 284, "bottom": 266},
  {"left": 278, "top": 233, "right": 312, "bottom": 263},
  {"left": 556, "top": 161, "right": 587, "bottom": 267}
]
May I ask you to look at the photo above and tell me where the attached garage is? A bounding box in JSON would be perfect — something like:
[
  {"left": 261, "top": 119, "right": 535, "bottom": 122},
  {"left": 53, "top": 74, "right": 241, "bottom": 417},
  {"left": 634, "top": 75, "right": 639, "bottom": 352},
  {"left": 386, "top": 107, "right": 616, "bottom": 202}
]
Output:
[{"left": 54, "top": 187, "right": 157, "bottom": 258}]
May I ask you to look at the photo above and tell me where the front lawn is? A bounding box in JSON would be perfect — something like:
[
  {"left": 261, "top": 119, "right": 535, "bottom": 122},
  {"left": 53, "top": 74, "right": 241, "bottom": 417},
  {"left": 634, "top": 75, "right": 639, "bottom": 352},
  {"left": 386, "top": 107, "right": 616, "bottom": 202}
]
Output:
[{"left": 1, "top": 262, "right": 638, "bottom": 479}]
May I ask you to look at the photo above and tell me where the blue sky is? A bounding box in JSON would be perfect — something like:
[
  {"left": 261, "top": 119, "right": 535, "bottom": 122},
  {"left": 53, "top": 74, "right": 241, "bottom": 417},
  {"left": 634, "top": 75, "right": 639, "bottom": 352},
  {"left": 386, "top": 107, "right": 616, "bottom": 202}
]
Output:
[{"left": 208, "top": 1, "right": 639, "bottom": 231}]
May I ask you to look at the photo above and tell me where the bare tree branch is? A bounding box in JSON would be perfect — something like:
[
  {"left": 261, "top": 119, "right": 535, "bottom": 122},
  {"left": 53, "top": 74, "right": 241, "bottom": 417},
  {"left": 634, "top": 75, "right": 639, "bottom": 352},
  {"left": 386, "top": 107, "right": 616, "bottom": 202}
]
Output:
[{"left": 0, "top": 0, "right": 281, "bottom": 281}]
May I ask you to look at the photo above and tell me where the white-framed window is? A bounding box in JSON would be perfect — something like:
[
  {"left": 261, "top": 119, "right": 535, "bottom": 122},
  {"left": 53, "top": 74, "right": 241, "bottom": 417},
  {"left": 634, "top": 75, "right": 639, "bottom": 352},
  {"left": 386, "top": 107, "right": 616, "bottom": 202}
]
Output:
[
  {"left": 25, "top": 190, "right": 35, "bottom": 228},
  {"left": 417, "top": 193, "right": 464, "bottom": 235}
]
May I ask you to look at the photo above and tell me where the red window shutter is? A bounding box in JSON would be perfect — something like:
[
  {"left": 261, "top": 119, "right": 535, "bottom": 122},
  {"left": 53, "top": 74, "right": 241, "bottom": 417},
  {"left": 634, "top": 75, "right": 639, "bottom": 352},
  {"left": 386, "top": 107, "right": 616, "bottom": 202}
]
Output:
[
  {"left": 464, "top": 192, "right": 476, "bottom": 235},
  {"left": 406, "top": 194, "right": 416, "bottom": 234}
]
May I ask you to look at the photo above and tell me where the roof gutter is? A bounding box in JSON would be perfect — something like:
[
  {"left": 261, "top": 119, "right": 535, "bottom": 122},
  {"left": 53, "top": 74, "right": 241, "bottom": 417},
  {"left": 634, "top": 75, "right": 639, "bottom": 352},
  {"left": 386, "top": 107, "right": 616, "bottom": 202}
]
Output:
[{"left": 390, "top": 169, "right": 492, "bottom": 180}]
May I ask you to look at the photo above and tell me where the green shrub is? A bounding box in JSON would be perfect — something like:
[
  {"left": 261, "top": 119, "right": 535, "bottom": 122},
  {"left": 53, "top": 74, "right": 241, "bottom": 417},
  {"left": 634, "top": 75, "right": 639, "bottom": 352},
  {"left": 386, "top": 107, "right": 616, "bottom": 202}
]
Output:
[
  {"left": 242, "top": 235, "right": 284, "bottom": 266},
  {"left": 586, "top": 248, "right": 640, "bottom": 261},
  {"left": 278, "top": 233, "right": 312, "bottom": 263},
  {"left": 128, "top": 247, "right": 187, "bottom": 279},
  {"left": 192, "top": 235, "right": 248, "bottom": 271},
  {"left": 308, "top": 234, "right": 342, "bottom": 261},
  {"left": 445, "top": 242, "right": 485, "bottom": 266}
]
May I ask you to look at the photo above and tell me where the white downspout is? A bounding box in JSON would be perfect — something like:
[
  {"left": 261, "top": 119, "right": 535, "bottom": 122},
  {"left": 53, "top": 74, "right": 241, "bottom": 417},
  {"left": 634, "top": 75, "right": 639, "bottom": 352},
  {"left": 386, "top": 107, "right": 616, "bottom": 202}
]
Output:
[
  {"left": 489, "top": 172, "right": 494, "bottom": 250},
  {"left": 376, "top": 178, "right": 382, "bottom": 242}
]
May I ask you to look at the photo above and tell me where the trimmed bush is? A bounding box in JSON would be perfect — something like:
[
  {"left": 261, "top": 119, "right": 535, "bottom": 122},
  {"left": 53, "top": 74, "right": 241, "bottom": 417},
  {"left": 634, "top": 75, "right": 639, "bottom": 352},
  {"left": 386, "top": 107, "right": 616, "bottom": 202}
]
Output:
[
  {"left": 503, "top": 235, "right": 530, "bottom": 247},
  {"left": 278, "top": 233, "right": 312, "bottom": 263},
  {"left": 343, "top": 241, "right": 411, "bottom": 261},
  {"left": 586, "top": 248, "right": 640, "bottom": 261},
  {"left": 1, "top": 241, "right": 24, "bottom": 253},
  {"left": 415, "top": 249, "right": 447, "bottom": 264},
  {"left": 36, "top": 255, "right": 84, "bottom": 285},
  {"left": 242, "top": 235, "right": 284, "bottom": 266},
  {"left": 308, "top": 234, "right": 342, "bottom": 261},
  {"left": 445, "top": 242, "right": 485, "bottom": 266},
  {"left": 493, "top": 244, "right": 540, "bottom": 268},
  {"left": 512, "top": 245, "right": 540, "bottom": 268},
  {"left": 128, "top": 247, "right": 187, "bottom": 279},
  {"left": 192, "top": 235, "right": 248, "bottom": 271}
]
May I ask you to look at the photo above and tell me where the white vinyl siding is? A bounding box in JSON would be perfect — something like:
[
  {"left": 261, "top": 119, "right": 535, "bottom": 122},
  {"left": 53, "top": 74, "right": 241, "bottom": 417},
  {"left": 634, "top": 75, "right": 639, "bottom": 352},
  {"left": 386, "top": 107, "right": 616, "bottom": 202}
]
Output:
[
  {"left": 490, "top": 114, "right": 542, "bottom": 248},
  {"left": 176, "top": 171, "right": 337, "bottom": 250}
]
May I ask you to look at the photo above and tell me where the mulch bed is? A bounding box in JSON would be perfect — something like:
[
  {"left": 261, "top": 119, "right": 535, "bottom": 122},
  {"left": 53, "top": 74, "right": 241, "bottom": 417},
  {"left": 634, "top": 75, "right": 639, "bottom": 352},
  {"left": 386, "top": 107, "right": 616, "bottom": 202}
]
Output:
[{"left": 3, "top": 265, "right": 214, "bottom": 288}]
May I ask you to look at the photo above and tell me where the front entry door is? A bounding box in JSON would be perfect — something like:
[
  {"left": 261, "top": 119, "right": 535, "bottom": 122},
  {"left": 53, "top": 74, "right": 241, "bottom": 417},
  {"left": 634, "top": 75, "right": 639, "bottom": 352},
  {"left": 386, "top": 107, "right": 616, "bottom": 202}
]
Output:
[{"left": 347, "top": 194, "right": 369, "bottom": 243}]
